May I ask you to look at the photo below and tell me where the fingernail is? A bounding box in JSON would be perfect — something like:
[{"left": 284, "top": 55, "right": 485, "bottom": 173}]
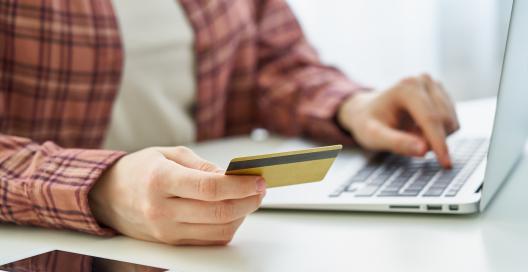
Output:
[
  {"left": 259, "top": 190, "right": 267, "bottom": 198},
  {"left": 256, "top": 177, "right": 266, "bottom": 193}
]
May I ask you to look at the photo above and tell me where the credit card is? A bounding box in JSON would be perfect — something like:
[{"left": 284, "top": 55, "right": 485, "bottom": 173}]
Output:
[{"left": 225, "top": 145, "right": 342, "bottom": 188}]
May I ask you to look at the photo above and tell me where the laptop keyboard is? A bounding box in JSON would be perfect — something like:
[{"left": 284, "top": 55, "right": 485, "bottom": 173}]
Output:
[{"left": 329, "top": 138, "right": 488, "bottom": 198}]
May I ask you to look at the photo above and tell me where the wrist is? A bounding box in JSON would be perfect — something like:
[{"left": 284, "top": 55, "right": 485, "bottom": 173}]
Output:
[
  {"left": 337, "top": 92, "right": 372, "bottom": 132},
  {"left": 89, "top": 164, "right": 117, "bottom": 229}
]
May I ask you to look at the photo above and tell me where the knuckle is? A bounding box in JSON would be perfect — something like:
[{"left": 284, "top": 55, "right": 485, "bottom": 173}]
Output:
[
  {"left": 448, "top": 119, "right": 460, "bottom": 134},
  {"left": 198, "top": 176, "right": 219, "bottom": 200},
  {"left": 142, "top": 203, "right": 164, "bottom": 222},
  {"left": 396, "top": 138, "right": 411, "bottom": 152},
  {"left": 400, "top": 76, "right": 419, "bottom": 87},
  {"left": 443, "top": 112, "right": 453, "bottom": 123},
  {"left": 143, "top": 146, "right": 160, "bottom": 155},
  {"left": 454, "top": 120, "right": 461, "bottom": 131},
  {"left": 357, "top": 122, "right": 381, "bottom": 150},
  {"left": 421, "top": 73, "right": 433, "bottom": 83},
  {"left": 363, "top": 121, "right": 379, "bottom": 136},
  {"left": 240, "top": 178, "right": 258, "bottom": 196},
  {"left": 197, "top": 161, "right": 217, "bottom": 172},
  {"left": 151, "top": 228, "right": 174, "bottom": 244},
  {"left": 145, "top": 165, "right": 165, "bottom": 193},
  {"left": 151, "top": 228, "right": 165, "bottom": 242},
  {"left": 173, "top": 146, "right": 192, "bottom": 156},
  {"left": 214, "top": 201, "right": 236, "bottom": 223},
  {"left": 439, "top": 111, "right": 455, "bottom": 127},
  {"left": 424, "top": 112, "right": 443, "bottom": 123},
  {"left": 176, "top": 145, "right": 192, "bottom": 152}
]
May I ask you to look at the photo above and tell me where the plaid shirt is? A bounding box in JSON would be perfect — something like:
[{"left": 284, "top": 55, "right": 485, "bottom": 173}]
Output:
[{"left": 0, "top": 0, "right": 365, "bottom": 235}]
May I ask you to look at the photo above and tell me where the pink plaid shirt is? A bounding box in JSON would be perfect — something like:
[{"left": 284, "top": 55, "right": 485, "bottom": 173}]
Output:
[{"left": 0, "top": 0, "right": 365, "bottom": 235}]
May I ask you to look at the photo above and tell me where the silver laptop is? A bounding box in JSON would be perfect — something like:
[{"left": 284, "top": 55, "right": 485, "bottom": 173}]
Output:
[{"left": 262, "top": 0, "right": 528, "bottom": 214}]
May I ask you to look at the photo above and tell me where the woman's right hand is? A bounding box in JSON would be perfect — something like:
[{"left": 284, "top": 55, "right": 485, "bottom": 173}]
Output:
[{"left": 89, "top": 146, "right": 266, "bottom": 245}]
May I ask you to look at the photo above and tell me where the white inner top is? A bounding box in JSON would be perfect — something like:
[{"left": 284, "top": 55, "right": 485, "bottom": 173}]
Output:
[{"left": 104, "top": 0, "right": 196, "bottom": 152}]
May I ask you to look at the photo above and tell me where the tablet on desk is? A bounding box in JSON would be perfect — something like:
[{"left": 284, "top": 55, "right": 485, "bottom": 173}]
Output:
[{"left": 0, "top": 250, "right": 175, "bottom": 272}]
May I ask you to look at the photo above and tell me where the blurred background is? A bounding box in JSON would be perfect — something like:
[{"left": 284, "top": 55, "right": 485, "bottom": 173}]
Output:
[{"left": 287, "top": 0, "right": 513, "bottom": 101}]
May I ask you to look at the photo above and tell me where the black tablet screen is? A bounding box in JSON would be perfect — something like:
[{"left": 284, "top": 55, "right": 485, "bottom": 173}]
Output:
[{"left": 0, "top": 250, "right": 168, "bottom": 272}]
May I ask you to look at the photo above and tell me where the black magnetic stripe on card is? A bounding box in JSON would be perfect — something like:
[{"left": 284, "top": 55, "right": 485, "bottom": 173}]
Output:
[{"left": 226, "top": 149, "right": 340, "bottom": 171}]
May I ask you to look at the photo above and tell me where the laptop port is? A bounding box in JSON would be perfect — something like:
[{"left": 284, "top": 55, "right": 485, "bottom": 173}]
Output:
[
  {"left": 389, "top": 205, "right": 420, "bottom": 210},
  {"left": 448, "top": 204, "right": 459, "bottom": 211},
  {"left": 426, "top": 205, "right": 442, "bottom": 211}
]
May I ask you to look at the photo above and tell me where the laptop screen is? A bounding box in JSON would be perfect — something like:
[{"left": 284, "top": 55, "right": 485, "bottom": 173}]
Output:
[{"left": 480, "top": 0, "right": 528, "bottom": 210}]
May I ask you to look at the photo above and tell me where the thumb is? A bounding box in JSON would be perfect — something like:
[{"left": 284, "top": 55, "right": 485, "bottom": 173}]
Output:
[
  {"left": 156, "top": 146, "right": 223, "bottom": 173},
  {"left": 364, "top": 121, "right": 428, "bottom": 156}
]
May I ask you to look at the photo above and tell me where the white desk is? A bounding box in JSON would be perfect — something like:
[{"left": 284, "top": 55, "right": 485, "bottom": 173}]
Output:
[{"left": 1, "top": 98, "right": 527, "bottom": 272}]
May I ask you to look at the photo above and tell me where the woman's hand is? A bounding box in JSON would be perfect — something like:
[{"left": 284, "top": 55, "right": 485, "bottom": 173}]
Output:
[
  {"left": 338, "top": 74, "right": 459, "bottom": 168},
  {"left": 89, "top": 146, "right": 266, "bottom": 246}
]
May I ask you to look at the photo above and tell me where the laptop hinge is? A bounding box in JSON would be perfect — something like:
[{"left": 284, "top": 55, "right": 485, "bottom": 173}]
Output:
[{"left": 475, "top": 182, "right": 483, "bottom": 193}]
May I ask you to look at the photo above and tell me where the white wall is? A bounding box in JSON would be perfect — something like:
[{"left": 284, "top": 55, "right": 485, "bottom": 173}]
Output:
[{"left": 287, "top": 0, "right": 512, "bottom": 101}]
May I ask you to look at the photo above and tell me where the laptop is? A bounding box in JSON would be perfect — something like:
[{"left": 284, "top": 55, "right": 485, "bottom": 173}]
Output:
[{"left": 262, "top": 0, "right": 528, "bottom": 214}]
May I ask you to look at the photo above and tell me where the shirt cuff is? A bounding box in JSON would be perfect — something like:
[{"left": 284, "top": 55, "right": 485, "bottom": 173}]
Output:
[{"left": 27, "top": 142, "right": 126, "bottom": 236}]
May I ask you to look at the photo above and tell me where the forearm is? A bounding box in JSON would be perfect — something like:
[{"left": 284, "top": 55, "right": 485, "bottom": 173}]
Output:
[{"left": 255, "top": 0, "right": 369, "bottom": 144}]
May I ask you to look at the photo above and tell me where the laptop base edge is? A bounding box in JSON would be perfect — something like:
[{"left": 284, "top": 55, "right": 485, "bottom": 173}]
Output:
[{"left": 260, "top": 200, "right": 480, "bottom": 214}]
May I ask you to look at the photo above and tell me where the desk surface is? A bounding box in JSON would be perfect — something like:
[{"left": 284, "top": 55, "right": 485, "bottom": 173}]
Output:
[{"left": 1, "top": 98, "right": 527, "bottom": 272}]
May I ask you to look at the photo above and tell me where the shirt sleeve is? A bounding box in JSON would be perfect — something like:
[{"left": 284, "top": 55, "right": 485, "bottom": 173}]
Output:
[
  {"left": 254, "top": 0, "right": 370, "bottom": 145},
  {"left": 0, "top": 134, "right": 125, "bottom": 235}
]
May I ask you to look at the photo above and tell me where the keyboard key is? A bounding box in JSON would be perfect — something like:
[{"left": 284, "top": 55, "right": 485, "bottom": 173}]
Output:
[
  {"left": 397, "top": 171, "right": 415, "bottom": 179},
  {"left": 329, "top": 184, "right": 347, "bottom": 197},
  {"left": 328, "top": 191, "right": 342, "bottom": 197},
  {"left": 353, "top": 168, "right": 398, "bottom": 197},
  {"left": 445, "top": 189, "right": 458, "bottom": 197},
  {"left": 367, "top": 166, "right": 398, "bottom": 185},
  {"left": 355, "top": 184, "right": 381, "bottom": 197},
  {"left": 378, "top": 170, "right": 416, "bottom": 196},
  {"left": 399, "top": 190, "right": 420, "bottom": 196},
  {"left": 423, "top": 170, "right": 461, "bottom": 196},
  {"left": 353, "top": 166, "right": 378, "bottom": 181},
  {"left": 346, "top": 181, "right": 364, "bottom": 192},
  {"left": 378, "top": 191, "right": 402, "bottom": 197},
  {"left": 405, "top": 174, "right": 437, "bottom": 195},
  {"left": 378, "top": 190, "right": 420, "bottom": 197},
  {"left": 423, "top": 187, "right": 445, "bottom": 196},
  {"left": 370, "top": 174, "right": 393, "bottom": 186}
]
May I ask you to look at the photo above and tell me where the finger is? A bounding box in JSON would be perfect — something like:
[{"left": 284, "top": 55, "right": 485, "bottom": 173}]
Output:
[
  {"left": 433, "top": 81, "right": 460, "bottom": 133},
  {"left": 157, "top": 146, "right": 223, "bottom": 173},
  {"left": 177, "top": 218, "right": 245, "bottom": 242},
  {"left": 398, "top": 80, "right": 452, "bottom": 168},
  {"left": 421, "top": 75, "right": 460, "bottom": 134},
  {"left": 363, "top": 120, "right": 428, "bottom": 156},
  {"left": 163, "top": 164, "right": 266, "bottom": 200},
  {"left": 168, "top": 195, "right": 262, "bottom": 224}
]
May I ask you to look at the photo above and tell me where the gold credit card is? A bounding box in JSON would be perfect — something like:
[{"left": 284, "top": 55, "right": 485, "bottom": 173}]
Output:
[{"left": 225, "top": 145, "right": 342, "bottom": 188}]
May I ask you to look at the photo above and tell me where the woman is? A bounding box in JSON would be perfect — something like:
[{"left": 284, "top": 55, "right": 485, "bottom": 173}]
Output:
[{"left": 0, "top": 0, "right": 458, "bottom": 245}]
